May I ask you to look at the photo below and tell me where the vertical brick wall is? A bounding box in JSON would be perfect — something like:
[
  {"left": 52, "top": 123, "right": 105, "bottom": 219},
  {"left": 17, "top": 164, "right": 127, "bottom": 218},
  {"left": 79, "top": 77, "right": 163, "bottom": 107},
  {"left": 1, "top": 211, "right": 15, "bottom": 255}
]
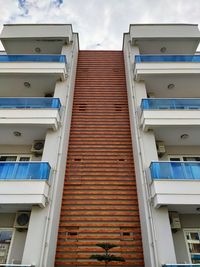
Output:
[{"left": 55, "top": 51, "right": 144, "bottom": 266}]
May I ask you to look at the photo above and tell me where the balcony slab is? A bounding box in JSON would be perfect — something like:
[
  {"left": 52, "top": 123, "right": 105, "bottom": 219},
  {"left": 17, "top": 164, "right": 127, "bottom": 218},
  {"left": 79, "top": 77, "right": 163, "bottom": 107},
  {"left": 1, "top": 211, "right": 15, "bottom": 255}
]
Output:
[
  {"left": 0, "top": 180, "right": 49, "bottom": 208},
  {"left": 0, "top": 109, "right": 60, "bottom": 131},
  {"left": 151, "top": 180, "right": 200, "bottom": 208},
  {"left": 0, "top": 61, "right": 67, "bottom": 81},
  {"left": 134, "top": 62, "right": 200, "bottom": 81},
  {"left": 141, "top": 110, "right": 200, "bottom": 131}
]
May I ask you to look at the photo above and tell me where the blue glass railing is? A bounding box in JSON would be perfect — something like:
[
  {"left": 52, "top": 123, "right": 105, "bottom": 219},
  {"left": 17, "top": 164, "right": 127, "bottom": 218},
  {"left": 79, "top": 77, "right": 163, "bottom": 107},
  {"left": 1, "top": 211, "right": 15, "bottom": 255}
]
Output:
[
  {"left": 0, "top": 266, "right": 34, "bottom": 267},
  {"left": 0, "top": 265, "right": 34, "bottom": 267},
  {"left": 135, "top": 55, "right": 200, "bottom": 63},
  {"left": 0, "top": 98, "right": 61, "bottom": 109},
  {"left": 0, "top": 54, "right": 66, "bottom": 63},
  {"left": 0, "top": 162, "right": 50, "bottom": 180},
  {"left": 141, "top": 99, "right": 200, "bottom": 110},
  {"left": 150, "top": 162, "right": 200, "bottom": 180},
  {"left": 0, "top": 266, "right": 33, "bottom": 267},
  {"left": 162, "top": 265, "right": 200, "bottom": 267}
]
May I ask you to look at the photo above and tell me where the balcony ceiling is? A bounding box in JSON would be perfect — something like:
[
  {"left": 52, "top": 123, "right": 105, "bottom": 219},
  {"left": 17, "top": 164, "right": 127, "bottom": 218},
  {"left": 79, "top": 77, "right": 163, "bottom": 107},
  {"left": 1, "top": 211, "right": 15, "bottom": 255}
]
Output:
[
  {"left": 144, "top": 74, "right": 200, "bottom": 98},
  {"left": 1, "top": 24, "right": 72, "bottom": 54},
  {"left": 0, "top": 74, "right": 57, "bottom": 97},
  {"left": 136, "top": 39, "right": 199, "bottom": 54},
  {"left": 168, "top": 204, "right": 200, "bottom": 214},
  {"left": 0, "top": 203, "right": 32, "bottom": 213},
  {"left": 2, "top": 39, "right": 66, "bottom": 54},
  {"left": 154, "top": 126, "right": 200, "bottom": 146},
  {"left": 0, "top": 125, "right": 46, "bottom": 145}
]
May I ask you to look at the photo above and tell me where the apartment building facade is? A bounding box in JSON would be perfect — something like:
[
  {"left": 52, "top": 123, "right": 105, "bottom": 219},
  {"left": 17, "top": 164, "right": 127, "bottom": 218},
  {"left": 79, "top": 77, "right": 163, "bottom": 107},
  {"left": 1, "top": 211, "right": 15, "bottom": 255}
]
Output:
[
  {"left": 0, "top": 23, "right": 199, "bottom": 267},
  {"left": 0, "top": 24, "right": 79, "bottom": 266},
  {"left": 123, "top": 24, "right": 200, "bottom": 266}
]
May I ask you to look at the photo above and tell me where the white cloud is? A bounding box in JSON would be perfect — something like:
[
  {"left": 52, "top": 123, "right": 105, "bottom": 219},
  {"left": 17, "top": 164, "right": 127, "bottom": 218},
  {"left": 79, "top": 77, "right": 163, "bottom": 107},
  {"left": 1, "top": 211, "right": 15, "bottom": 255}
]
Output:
[{"left": 0, "top": 0, "right": 200, "bottom": 49}]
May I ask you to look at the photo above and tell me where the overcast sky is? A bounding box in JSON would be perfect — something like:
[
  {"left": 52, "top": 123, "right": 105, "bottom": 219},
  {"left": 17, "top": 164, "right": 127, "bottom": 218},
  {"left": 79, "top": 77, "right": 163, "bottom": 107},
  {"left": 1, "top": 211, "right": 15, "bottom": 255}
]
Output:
[{"left": 0, "top": 0, "right": 200, "bottom": 50}]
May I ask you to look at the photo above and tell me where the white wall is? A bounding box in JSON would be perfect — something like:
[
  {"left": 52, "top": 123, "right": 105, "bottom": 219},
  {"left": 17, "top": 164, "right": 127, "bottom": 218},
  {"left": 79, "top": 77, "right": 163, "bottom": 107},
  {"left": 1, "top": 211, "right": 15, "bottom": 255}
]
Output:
[
  {"left": 173, "top": 214, "right": 200, "bottom": 263},
  {"left": 130, "top": 24, "right": 200, "bottom": 39},
  {"left": 0, "top": 213, "right": 27, "bottom": 264},
  {"left": 123, "top": 33, "right": 176, "bottom": 266},
  {"left": 0, "top": 145, "right": 41, "bottom": 161},
  {"left": 160, "top": 145, "right": 200, "bottom": 160},
  {"left": 22, "top": 33, "right": 79, "bottom": 267}
]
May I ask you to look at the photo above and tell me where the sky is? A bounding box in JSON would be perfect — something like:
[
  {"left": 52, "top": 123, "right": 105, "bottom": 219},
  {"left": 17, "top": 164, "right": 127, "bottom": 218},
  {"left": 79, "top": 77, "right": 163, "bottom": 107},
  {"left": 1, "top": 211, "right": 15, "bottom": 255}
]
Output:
[{"left": 0, "top": 0, "right": 200, "bottom": 50}]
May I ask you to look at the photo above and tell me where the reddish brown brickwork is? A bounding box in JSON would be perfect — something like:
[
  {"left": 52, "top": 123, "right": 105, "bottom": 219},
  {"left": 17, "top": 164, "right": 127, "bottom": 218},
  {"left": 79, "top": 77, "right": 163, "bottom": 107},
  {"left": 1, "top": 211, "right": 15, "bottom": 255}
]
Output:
[{"left": 55, "top": 51, "right": 144, "bottom": 266}]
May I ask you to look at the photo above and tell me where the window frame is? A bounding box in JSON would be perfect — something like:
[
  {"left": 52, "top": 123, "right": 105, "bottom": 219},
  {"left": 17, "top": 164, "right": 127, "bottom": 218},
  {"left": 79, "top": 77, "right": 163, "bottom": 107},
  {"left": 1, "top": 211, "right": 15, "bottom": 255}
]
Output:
[
  {"left": 0, "top": 154, "right": 32, "bottom": 162},
  {"left": 0, "top": 228, "right": 15, "bottom": 264},
  {"left": 183, "top": 228, "right": 200, "bottom": 264}
]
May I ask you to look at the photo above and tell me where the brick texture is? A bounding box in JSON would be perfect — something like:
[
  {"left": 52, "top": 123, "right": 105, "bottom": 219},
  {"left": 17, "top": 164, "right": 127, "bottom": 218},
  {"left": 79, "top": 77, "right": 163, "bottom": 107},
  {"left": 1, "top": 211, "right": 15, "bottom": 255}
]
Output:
[{"left": 55, "top": 51, "right": 144, "bottom": 266}]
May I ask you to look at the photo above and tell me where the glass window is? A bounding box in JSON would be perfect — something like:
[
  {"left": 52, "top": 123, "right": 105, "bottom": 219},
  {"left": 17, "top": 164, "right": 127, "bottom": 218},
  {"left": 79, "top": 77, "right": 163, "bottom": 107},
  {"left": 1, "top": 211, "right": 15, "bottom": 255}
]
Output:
[
  {"left": 184, "top": 229, "right": 200, "bottom": 263},
  {"left": 169, "top": 156, "right": 200, "bottom": 162},
  {"left": 0, "top": 156, "right": 17, "bottom": 162},
  {"left": 0, "top": 229, "right": 13, "bottom": 264}
]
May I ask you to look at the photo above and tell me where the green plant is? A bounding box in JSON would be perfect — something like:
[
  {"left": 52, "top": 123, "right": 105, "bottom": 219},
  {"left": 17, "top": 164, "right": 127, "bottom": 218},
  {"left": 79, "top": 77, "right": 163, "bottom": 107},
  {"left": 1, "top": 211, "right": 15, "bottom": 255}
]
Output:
[{"left": 90, "top": 243, "right": 125, "bottom": 267}]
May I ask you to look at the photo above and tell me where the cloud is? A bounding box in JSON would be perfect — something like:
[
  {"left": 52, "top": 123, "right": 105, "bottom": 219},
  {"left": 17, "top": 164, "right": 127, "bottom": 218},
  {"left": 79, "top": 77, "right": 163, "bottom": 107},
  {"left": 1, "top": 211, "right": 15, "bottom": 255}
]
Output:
[
  {"left": 0, "top": 0, "right": 200, "bottom": 49},
  {"left": 18, "top": 0, "right": 28, "bottom": 14},
  {"left": 52, "top": 0, "right": 63, "bottom": 8}
]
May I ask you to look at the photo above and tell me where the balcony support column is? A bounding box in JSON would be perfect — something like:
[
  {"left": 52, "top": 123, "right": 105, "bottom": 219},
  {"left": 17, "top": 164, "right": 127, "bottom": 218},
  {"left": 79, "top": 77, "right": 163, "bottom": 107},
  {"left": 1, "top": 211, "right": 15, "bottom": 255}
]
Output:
[
  {"left": 54, "top": 80, "right": 68, "bottom": 106},
  {"left": 152, "top": 207, "right": 177, "bottom": 265},
  {"left": 139, "top": 128, "right": 176, "bottom": 265},
  {"left": 22, "top": 206, "right": 48, "bottom": 266},
  {"left": 134, "top": 81, "right": 147, "bottom": 107},
  {"left": 21, "top": 130, "right": 61, "bottom": 266}
]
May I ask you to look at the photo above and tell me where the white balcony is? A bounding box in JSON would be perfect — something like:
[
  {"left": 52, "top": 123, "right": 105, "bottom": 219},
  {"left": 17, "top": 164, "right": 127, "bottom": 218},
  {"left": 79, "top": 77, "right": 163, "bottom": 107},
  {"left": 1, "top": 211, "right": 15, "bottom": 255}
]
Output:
[
  {"left": 152, "top": 179, "right": 200, "bottom": 208},
  {"left": 141, "top": 110, "right": 200, "bottom": 131},
  {"left": 1, "top": 24, "right": 72, "bottom": 54},
  {"left": 134, "top": 55, "right": 200, "bottom": 81},
  {"left": 140, "top": 99, "right": 200, "bottom": 131},
  {"left": 0, "top": 180, "right": 49, "bottom": 208},
  {"left": 0, "top": 109, "right": 60, "bottom": 130},
  {"left": 0, "top": 55, "right": 67, "bottom": 81},
  {"left": 150, "top": 161, "right": 200, "bottom": 210},
  {"left": 0, "top": 98, "right": 61, "bottom": 131},
  {"left": 130, "top": 24, "right": 200, "bottom": 54},
  {"left": 0, "top": 162, "right": 51, "bottom": 208}
]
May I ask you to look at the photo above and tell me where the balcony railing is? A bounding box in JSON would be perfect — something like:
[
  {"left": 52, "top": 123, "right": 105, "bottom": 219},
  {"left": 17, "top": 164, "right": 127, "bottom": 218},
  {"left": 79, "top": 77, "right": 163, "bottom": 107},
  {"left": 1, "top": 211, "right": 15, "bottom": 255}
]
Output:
[
  {"left": 150, "top": 162, "right": 200, "bottom": 180},
  {"left": 141, "top": 99, "right": 200, "bottom": 110},
  {"left": 0, "top": 265, "right": 34, "bottom": 267},
  {"left": 0, "top": 98, "right": 61, "bottom": 109},
  {"left": 0, "top": 54, "right": 66, "bottom": 63},
  {"left": 135, "top": 55, "right": 200, "bottom": 63},
  {"left": 163, "top": 265, "right": 200, "bottom": 267},
  {"left": 0, "top": 162, "right": 50, "bottom": 180}
]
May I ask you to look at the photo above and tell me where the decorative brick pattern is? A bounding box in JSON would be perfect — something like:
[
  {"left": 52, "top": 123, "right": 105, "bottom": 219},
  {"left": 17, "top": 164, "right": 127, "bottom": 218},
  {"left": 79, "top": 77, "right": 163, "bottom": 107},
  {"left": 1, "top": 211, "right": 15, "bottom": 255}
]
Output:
[{"left": 55, "top": 51, "right": 144, "bottom": 266}]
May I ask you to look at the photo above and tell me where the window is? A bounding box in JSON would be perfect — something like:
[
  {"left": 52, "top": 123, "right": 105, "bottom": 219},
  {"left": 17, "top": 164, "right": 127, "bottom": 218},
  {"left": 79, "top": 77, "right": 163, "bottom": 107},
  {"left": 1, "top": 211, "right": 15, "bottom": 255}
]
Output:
[
  {"left": 184, "top": 229, "right": 200, "bottom": 264},
  {"left": 0, "top": 229, "right": 13, "bottom": 264},
  {"left": 169, "top": 155, "right": 200, "bottom": 162},
  {"left": 120, "top": 227, "right": 134, "bottom": 240},
  {"left": 0, "top": 155, "right": 31, "bottom": 162}
]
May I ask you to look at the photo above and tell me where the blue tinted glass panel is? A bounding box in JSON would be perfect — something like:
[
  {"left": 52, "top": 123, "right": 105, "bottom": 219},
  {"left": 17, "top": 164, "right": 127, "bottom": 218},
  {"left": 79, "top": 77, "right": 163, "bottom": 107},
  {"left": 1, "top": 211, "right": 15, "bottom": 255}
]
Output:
[
  {"left": 141, "top": 99, "right": 200, "bottom": 110},
  {"left": 0, "top": 54, "right": 66, "bottom": 63},
  {"left": 150, "top": 162, "right": 200, "bottom": 180},
  {"left": 135, "top": 55, "right": 200, "bottom": 63},
  {"left": 0, "top": 98, "right": 61, "bottom": 109},
  {"left": 0, "top": 162, "right": 50, "bottom": 180}
]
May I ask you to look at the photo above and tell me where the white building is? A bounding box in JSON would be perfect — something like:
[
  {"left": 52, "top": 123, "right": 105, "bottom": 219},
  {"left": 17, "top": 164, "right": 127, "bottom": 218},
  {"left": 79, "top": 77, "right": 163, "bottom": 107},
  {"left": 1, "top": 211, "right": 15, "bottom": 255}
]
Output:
[
  {"left": 123, "top": 24, "right": 200, "bottom": 266},
  {"left": 0, "top": 23, "right": 200, "bottom": 267},
  {"left": 0, "top": 24, "right": 78, "bottom": 266}
]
